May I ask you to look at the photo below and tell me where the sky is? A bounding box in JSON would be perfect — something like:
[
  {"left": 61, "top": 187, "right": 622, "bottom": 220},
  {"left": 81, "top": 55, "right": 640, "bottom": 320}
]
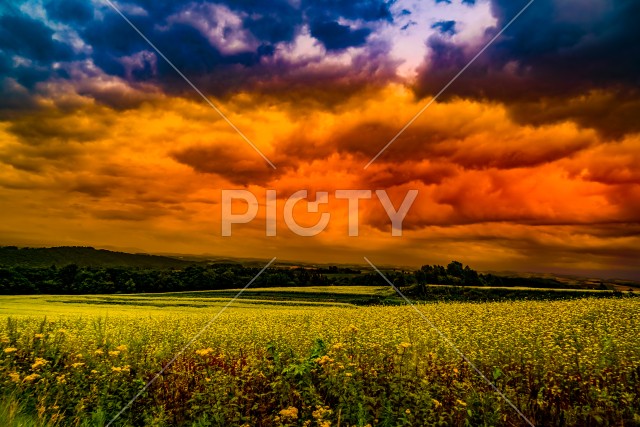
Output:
[{"left": 1, "top": 0, "right": 639, "bottom": 278}]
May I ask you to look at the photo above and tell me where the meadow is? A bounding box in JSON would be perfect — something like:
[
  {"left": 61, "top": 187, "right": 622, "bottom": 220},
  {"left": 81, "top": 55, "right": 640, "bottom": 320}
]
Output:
[{"left": 1, "top": 289, "right": 639, "bottom": 426}]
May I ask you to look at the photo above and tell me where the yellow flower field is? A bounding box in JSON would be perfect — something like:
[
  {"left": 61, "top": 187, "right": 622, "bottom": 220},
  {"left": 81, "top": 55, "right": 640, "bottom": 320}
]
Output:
[{"left": 0, "top": 294, "right": 639, "bottom": 426}]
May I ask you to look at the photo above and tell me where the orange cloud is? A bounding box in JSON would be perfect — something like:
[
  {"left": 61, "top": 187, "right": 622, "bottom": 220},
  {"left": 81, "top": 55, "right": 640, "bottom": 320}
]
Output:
[{"left": 0, "top": 84, "right": 639, "bottom": 278}]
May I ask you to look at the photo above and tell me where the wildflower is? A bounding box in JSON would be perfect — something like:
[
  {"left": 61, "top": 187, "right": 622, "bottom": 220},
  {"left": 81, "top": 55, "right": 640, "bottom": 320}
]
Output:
[
  {"left": 74, "top": 353, "right": 83, "bottom": 359},
  {"left": 56, "top": 374, "right": 67, "bottom": 384},
  {"left": 279, "top": 406, "right": 298, "bottom": 420},
  {"left": 115, "top": 344, "right": 127, "bottom": 352},
  {"left": 456, "top": 399, "right": 467, "bottom": 407},
  {"left": 71, "top": 362, "right": 85, "bottom": 368},
  {"left": 23, "top": 373, "right": 40, "bottom": 383},
  {"left": 196, "top": 347, "right": 214, "bottom": 356},
  {"left": 94, "top": 349, "right": 104, "bottom": 356},
  {"left": 398, "top": 342, "right": 411, "bottom": 349},
  {"left": 108, "top": 350, "right": 120, "bottom": 357},
  {"left": 348, "top": 324, "right": 358, "bottom": 333},
  {"left": 91, "top": 370, "right": 98, "bottom": 374},
  {"left": 316, "top": 355, "right": 332, "bottom": 365},
  {"left": 312, "top": 406, "right": 332, "bottom": 420},
  {"left": 331, "top": 342, "right": 345, "bottom": 351},
  {"left": 345, "top": 372, "right": 353, "bottom": 377},
  {"left": 3, "top": 347, "right": 17, "bottom": 354},
  {"left": 34, "top": 333, "right": 44, "bottom": 339},
  {"left": 32, "top": 357, "right": 48, "bottom": 370},
  {"left": 9, "top": 372, "right": 20, "bottom": 383},
  {"left": 432, "top": 399, "right": 442, "bottom": 408},
  {"left": 405, "top": 409, "right": 411, "bottom": 414}
]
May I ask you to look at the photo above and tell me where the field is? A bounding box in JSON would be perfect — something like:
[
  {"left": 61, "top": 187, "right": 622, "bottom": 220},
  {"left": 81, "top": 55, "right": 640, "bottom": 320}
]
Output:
[{"left": 1, "top": 289, "right": 639, "bottom": 426}]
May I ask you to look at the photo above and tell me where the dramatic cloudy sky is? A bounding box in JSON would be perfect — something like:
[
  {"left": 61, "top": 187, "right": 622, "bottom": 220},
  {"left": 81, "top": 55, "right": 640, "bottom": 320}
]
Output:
[{"left": 1, "top": 0, "right": 639, "bottom": 278}]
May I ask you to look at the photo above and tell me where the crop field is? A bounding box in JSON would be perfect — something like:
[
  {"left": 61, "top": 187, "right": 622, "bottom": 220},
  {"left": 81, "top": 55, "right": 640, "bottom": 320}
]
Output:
[{"left": 0, "top": 290, "right": 639, "bottom": 426}]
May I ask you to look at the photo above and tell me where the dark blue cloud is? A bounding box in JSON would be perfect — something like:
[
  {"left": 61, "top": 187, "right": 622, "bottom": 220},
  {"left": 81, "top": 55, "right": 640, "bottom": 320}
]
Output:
[
  {"left": 415, "top": 0, "right": 640, "bottom": 137},
  {"left": 0, "top": 9, "right": 77, "bottom": 107},
  {"left": 303, "top": 0, "right": 394, "bottom": 22},
  {"left": 0, "top": 0, "right": 399, "bottom": 108},
  {"left": 418, "top": 0, "right": 640, "bottom": 100},
  {"left": 44, "top": 0, "right": 93, "bottom": 24},
  {"left": 0, "top": 13, "right": 74, "bottom": 63},
  {"left": 229, "top": 0, "right": 301, "bottom": 44},
  {"left": 431, "top": 20, "right": 456, "bottom": 36},
  {"left": 310, "top": 21, "right": 372, "bottom": 51}
]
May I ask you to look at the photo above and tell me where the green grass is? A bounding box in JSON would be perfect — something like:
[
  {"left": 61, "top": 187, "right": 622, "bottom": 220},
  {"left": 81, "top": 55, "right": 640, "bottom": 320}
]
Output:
[{"left": 0, "top": 284, "right": 630, "bottom": 318}]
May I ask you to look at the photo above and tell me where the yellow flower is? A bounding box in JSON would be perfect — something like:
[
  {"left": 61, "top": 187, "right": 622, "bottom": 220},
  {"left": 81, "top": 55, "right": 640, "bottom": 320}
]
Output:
[
  {"left": 94, "top": 349, "right": 104, "bottom": 356},
  {"left": 279, "top": 406, "right": 298, "bottom": 420},
  {"left": 432, "top": 399, "right": 442, "bottom": 408},
  {"left": 398, "top": 342, "right": 411, "bottom": 349},
  {"left": 115, "top": 344, "right": 127, "bottom": 352},
  {"left": 405, "top": 409, "right": 411, "bottom": 414},
  {"left": 91, "top": 370, "right": 98, "bottom": 374},
  {"left": 108, "top": 350, "right": 120, "bottom": 357},
  {"left": 316, "top": 355, "right": 332, "bottom": 365},
  {"left": 3, "top": 347, "right": 17, "bottom": 354},
  {"left": 34, "top": 333, "right": 44, "bottom": 339},
  {"left": 32, "top": 357, "right": 48, "bottom": 370},
  {"left": 56, "top": 374, "right": 67, "bottom": 384},
  {"left": 312, "top": 406, "right": 332, "bottom": 420},
  {"left": 71, "top": 362, "right": 85, "bottom": 368},
  {"left": 331, "top": 342, "right": 345, "bottom": 351},
  {"left": 9, "top": 372, "right": 20, "bottom": 383},
  {"left": 23, "top": 373, "right": 40, "bottom": 383},
  {"left": 196, "top": 347, "right": 214, "bottom": 356},
  {"left": 456, "top": 399, "right": 467, "bottom": 407},
  {"left": 345, "top": 372, "right": 353, "bottom": 377}
]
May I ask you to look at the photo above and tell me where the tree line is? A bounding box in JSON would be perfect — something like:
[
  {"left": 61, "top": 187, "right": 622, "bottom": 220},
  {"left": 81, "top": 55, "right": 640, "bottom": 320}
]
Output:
[{"left": 0, "top": 261, "right": 569, "bottom": 295}]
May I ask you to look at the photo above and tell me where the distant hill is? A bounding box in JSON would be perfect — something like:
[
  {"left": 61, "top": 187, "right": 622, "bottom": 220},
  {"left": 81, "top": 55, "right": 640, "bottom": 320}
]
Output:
[{"left": 0, "top": 246, "right": 197, "bottom": 268}]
